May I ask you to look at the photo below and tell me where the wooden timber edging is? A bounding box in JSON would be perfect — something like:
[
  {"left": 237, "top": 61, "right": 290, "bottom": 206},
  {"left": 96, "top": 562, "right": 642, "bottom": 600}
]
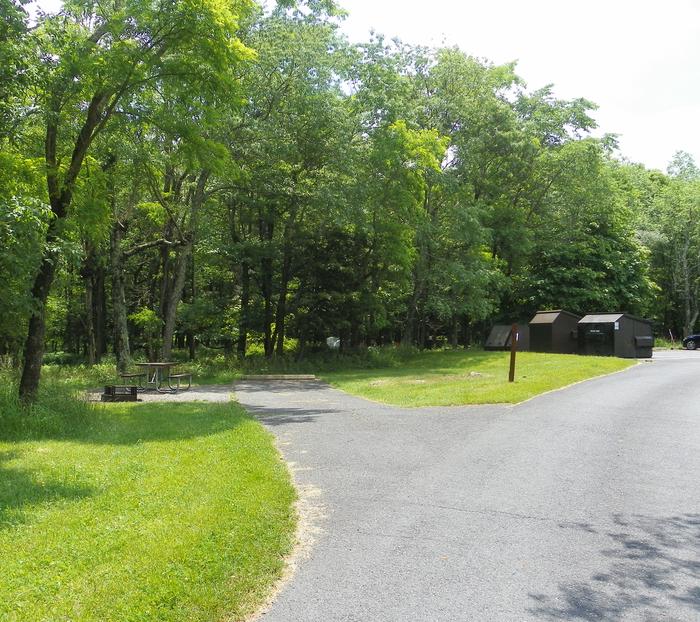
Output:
[{"left": 240, "top": 374, "right": 318, "bottom": 381}]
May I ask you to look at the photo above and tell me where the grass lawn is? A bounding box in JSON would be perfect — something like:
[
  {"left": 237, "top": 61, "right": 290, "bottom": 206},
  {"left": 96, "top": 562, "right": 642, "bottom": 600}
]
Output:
[
  {"left": 322, "top": 350, "right": 636, "bottom": 407},
  {"left": 0, "top": 396, "right": 296, "bottom": 622}
]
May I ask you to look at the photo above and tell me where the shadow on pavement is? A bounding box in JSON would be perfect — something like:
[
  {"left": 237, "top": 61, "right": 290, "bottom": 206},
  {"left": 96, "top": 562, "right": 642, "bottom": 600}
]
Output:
[
  {"left": 244, "top": 405, "right": 339, "bottom": 425},
  {"left": 528, "top": 513, "right": 700, "bottom": 620},
  {"left": 234, "top": 380, "right": 330, "bottom": 393},
  {"left": 257, "top": 414, "right": 320, "bottom": 426}
]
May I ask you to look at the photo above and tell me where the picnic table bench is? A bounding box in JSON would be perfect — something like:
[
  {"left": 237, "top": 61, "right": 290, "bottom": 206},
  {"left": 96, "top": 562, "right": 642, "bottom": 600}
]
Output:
[
  {"left": 118, "top": 372, "right": 146, "bottom": 389},
  {"left": 118, "top": 363, "right": 193, "bottom": 393},
  {"left": 167, "top": 372, "right": 192, "bottom": 391}
]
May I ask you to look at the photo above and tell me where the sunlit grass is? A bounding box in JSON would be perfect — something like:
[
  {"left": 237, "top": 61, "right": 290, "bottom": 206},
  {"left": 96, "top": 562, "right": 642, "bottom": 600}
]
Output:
[
  {"left": 0, "top": 391, "right": 296, "bottom": 622},
  {"left": 321, "top": 350, "right": 636, "bottom": 407},
  {"left": 32, "top": 347, "right": 637, "bottom": 410}
]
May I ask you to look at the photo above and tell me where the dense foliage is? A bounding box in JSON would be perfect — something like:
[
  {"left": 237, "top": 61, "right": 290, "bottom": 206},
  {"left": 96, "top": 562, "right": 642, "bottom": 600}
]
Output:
[{"left": 1, "top": 0, "right": 699, "bottom": 397}]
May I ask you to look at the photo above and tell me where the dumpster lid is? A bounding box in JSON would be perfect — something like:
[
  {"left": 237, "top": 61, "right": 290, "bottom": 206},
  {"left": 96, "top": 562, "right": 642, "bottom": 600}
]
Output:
[
  {"left": 579, "top": 312, "right": 653, "bottom": 325},
  {"left": 579, "top": 313, "right": 625, "bottom": 323},
  {"left": 529, "top": 310, "right": 581, "bottom": 324}
]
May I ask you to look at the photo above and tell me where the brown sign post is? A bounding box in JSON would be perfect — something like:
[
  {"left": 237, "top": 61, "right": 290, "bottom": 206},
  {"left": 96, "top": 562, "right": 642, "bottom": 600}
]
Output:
[{"left": 508, "top": 323, "right": 518, "bottom": 383}]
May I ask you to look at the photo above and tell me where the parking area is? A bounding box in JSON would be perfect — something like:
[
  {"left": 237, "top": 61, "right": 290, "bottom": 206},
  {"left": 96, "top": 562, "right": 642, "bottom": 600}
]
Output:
[{"left": 650, "top": 348, "right": 700, "bottom": 361}]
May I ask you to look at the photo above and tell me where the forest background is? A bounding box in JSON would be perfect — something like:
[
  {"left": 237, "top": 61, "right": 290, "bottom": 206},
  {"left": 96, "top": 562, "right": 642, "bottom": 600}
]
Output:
[{"left": 2, "top": 0, "right": 699, "bottom": 400}]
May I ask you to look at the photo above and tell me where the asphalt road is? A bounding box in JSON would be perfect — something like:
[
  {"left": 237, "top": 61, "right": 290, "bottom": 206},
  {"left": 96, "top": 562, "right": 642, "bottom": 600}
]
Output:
[{"left": 236, "top": 352, "right": 700, "bottom": 622}]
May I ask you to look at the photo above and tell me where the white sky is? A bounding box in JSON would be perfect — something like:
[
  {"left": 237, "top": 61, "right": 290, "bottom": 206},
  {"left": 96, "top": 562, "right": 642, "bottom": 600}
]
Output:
[
  {"left": 31, "top": 0, "right": 699, "bottom": 171},
  {"left": 340, "top": 0, "right": 700, "bottom": 172}
]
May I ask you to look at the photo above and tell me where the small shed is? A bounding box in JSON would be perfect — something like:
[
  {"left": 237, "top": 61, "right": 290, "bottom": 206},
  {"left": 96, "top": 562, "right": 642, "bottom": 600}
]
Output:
[
  {"left": 529, "top": 310, "right": 581, "bottom": 354},
  {"left": 485, "top": 324, "right": 530, "bottom": 351},
  {"left": 578, "top": 313, "right": 654, "bottom": 358}
]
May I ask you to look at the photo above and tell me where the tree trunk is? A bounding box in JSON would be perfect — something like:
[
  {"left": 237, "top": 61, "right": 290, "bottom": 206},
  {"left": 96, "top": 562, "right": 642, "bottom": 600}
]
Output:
[
  {"left": 256, "top": 211, "right": 275, "bottom": 358},
  {"left": 82, "top": 245, "right": 100, "bottom": 366},
  {"left": 93, "top": 264, "right": 106, "bottom": 361},
  {"left": 402, "top": 250, "right": 428, "bottom": 347},
  {"left": 110, "top": 221, "right": 131, "bottom": 372},
  {"left": 274, "top": 293, "right": 287, "bottom": 355},
  {"left": 262, "top": 255, "right": 274, "bottom": 357},
  {"left": 186, "top": 233, "right": 196, "bottom": 361},
  {"left": 187, "top": 331, "right": 196, "bottom": 361},
  {"left": 350, "top": 320, "right": 361, "bottom": 349},
  {"left": 418, "top": 319, "right": 427, "bottom": 350},
  {"left": 161, "top": 243, "right": 191, "bottom": 360},
  {"left": 297, "top": 331, "right": 306, "bottom": 360},
  {"left": 160, "top": 170, "right": 208, "bottom": 360},
  {"left": 450, "top": 316, "right": 459, "bottom": 347},
  {"left": 402, "top": 283, "right": 421, "bottom": 346},
  {"left": 85, "top": 274, "right": 96, "bottom": 366},
  {"left": 19, "top": 256, "right": 57, "bottom": 401},
  {"left": 159, "top": 226, "right": 173, "bottom": 321},
  {"left": 463, "top": 317, "right": 472, "bottom": 348},
  {"left": 274, "top": 232, "right": 292, "bottom": 356},
  {"left": 237, "top": 260, "right": 250, "bottom": 357},
  {"left": 402, "top": 310, "right": 416, "bottom": 347}
]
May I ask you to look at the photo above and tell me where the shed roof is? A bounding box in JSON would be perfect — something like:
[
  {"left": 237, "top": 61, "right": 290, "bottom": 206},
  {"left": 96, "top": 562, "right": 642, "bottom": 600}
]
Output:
[
  {"left": 579, "top": 313, "right": 652, "bottom": 325},
  {"left": 529, "top": 310, "right": 581, "bottom": 324},
  {"left": 579, "top": 313, "right": 624, "bottom": 323}
]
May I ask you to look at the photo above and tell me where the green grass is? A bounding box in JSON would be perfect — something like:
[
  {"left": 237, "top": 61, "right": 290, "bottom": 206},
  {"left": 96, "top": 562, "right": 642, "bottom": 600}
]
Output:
[
  {"left": 652, "top": 336, "right": 681, "bottom": 350},
  {"left": 321, "top": 350, "right": 636, "bottom": 407},
  {"left": 33, "top": 347, "right": 637, "bottom": 409},
  {"left": 0, "top": 386, "right": 296, "bottom": 622}
]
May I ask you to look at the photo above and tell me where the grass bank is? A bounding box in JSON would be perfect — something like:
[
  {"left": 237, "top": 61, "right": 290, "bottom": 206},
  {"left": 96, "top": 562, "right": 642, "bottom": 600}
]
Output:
[
  {"left": 34, "top": 347, "right": 637, "bottom": 408},
  {"left": 321, "top": 350, "right": 636, "bottom": 407},
  {"left": 0, "top": 385, "right": 296, "bottom": 622}
]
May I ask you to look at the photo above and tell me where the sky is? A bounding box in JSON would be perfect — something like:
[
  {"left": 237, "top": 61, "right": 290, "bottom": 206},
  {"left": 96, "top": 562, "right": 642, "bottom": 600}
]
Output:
[
  {"left": 340, "top": 0, "right": 700, "bottom": 172},
  {"left": 30, "top": 0, "right": 700, "bottom": 171}
]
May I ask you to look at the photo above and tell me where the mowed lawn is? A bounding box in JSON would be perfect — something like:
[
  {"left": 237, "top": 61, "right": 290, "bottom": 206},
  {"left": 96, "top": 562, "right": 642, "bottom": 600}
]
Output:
[
  {"left": 323, "top": 350, "right": 636, "bottom": 406},
  {"left": 0, "top": 400, "right": 295, "bottom": 622}
]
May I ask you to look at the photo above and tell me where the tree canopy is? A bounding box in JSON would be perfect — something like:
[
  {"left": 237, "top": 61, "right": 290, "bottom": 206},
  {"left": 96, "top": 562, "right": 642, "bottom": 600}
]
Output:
[{"left": 1, "top": 0, "right": 698, "bottom": 398}]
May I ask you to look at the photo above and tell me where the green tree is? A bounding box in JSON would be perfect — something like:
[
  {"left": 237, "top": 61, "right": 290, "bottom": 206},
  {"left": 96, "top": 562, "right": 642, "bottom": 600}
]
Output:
[
  {"left": 17, "top": 0, "right": 253, "bottom": 399},
  {"left": 518, "top": 141, "right": 653, "bottom": 316},
  {"left": 219, "top": 9, "right": 355, "bottom": 355},
  {"left": 0, "top": 0, "right": 29, "bottom": 138},
  {"left": 649, "top": 154, "right": 700, "bottom": 335}
]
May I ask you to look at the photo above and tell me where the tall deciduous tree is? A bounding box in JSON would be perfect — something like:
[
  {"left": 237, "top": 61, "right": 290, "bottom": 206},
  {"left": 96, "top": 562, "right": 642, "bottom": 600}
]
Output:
[
  {"left": 650, "top": 153, "right": 700, "bottom": 335},
  {"left": 0, "top": 0, "right": 30, "bottom": 140},
  {"left": 18, "top": 0, "right": 253, "bottom": 399}
]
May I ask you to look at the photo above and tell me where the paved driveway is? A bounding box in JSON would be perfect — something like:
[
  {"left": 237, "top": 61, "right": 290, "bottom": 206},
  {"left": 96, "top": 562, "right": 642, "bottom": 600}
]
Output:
[{"left": 236, "top": 353, "right": 700, "bottom": 622}]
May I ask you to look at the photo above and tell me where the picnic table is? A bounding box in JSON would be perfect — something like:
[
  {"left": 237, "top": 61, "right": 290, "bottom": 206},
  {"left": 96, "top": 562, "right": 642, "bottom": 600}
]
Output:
[{"left": 132, "top": 362, "right": 191, "bottom": 393}]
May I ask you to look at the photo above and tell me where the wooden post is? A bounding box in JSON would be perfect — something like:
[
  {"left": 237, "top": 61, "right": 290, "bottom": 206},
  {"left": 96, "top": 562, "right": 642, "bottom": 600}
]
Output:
[{"left": 508, "top": 323, "right": 518, "bottom": 383}]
